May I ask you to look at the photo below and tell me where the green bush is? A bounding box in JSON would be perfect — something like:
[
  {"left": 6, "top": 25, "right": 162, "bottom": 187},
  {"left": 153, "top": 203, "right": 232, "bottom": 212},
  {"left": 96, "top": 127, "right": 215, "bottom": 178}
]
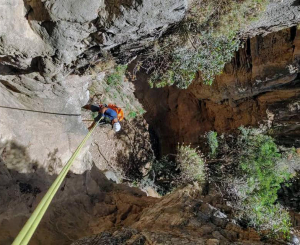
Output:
[
  {"left": 127, "top": 111, "right": 137, "bottom": 119},
  {"left": 239, "top": 134, "right": 292, "bottom": 206},
  {"left": 148, "top": 32, "right": 240, "bottom": 89},
  {"left": 207, "top": 131, "right": 219, "bottom": 156},
  {"left": 176, "top": 144, "right": 205, "bottom": 182},
  {"left": 187, "top": 0, "right": 268, "bottom": 38},
  {"left": 141, "top": 144, "right": 206, "bottom": 195},
  {"left": 146, "top": 156, "right": 178, "bottom": 195},
  {"left": 237, "top": 129, "right": 293, "bottom": 235},
  {"left": 106, "top": 65, "right": 127, "bottom": 87},
  {"left": 142, "top": 0, "right": 267, "bottom": 89},
  {"left": 174, "top": 32, "right": 239, "bottom": 87},
  {"left": 216, "top": 127, "right": 296, "bottom": 235},
  {"left": 197, "top": 33, "right": 240, "bottom": 85},
  {"left": 239, "top": 199, "right": 291, "bottom": 236}
]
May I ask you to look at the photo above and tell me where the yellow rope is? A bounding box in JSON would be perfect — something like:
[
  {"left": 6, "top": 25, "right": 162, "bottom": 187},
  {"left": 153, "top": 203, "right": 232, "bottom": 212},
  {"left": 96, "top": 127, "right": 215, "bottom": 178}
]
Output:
[{"left": 12, "top": 121, "right": 99, "bottom": 245}]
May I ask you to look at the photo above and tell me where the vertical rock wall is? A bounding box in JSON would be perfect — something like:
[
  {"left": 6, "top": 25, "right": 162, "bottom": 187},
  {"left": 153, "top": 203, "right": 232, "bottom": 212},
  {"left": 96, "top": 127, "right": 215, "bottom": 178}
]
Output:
[
  {"left": 0, "top": 0, "right": 187, "bottom": 173},
  {"left": 131, "top": 27, "right": 300, "bottom": 155}
]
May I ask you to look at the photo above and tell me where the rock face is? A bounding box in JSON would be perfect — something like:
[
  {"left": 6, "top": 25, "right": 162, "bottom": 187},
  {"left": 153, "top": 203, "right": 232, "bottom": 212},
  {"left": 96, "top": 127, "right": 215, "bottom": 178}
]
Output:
[
  {"left": 0, "top": 156, "right": 265, "bottom": 245},
  {"left": 72, "top": 185, "right": 272, "bottom": 245},
  {"left": 0, "top": 0, "right": 187, "bottom": 173},
  {"left": 1, "top": 0, "right": 300, "bottom": 245},
  {"left": 131, "top": 27, "right": 300, "bottom": 156},
  {"left": 0, "top": 160, "right": 156, "bottom": 245},
  {"left": 1, "top": 0, "right": 187, "bottom": 76},
  {"left": 0, "top": 74, "right": 92, "bottom": 174},
  {"left": 243, "top": 0, "right": 300, "bottom": 37}
]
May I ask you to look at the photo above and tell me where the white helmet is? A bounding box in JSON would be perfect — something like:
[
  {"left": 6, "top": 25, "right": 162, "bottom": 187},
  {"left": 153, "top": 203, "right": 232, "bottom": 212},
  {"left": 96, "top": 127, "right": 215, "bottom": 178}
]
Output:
[{"left": 113, "top": 122, "right": 121, "bottom": 132}]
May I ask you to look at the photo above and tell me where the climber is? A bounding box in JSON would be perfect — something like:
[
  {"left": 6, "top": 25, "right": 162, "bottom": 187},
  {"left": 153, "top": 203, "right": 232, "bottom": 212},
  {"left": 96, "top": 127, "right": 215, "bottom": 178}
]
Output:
[{"left": 82, "top": 104, "right": 122, "bottom": 132}]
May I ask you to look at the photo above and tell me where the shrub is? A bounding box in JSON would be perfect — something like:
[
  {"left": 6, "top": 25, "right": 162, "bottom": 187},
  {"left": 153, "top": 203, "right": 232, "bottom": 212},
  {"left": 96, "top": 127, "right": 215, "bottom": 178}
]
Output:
[
  {"left": 140, "top": 144, "right": 206, "bottom": 195},
  {"left": 106, "top": 65, "right": 127, "bottom": 87},
  {"left": 176, "top": 144, "right": 205, "bottom": 183},
  {"left": 197, "top": 33, "right": 240, "bottom": 85},
  {"left": 238, "top": 198, "right": 291, "bottom": 235},
  {"left": 239, "top": 134, "right": 292, "bottom": 207},
  {"left": 146, "top": 156, "right": 178, "bottom": 195},
  {"left": 207, "top": 131, "right": 219, "bottom": 156},
  {"left": 147, "top": 32, "right": 240, "bottom": 89},
  {"left": 128, "top": 111, "right": 137, "bottom": 119},
  {"left": 187, "top": 0, "right": 268, "bottom": 38},
  {"left": 127, "top": 107, "right": 146, "bottom": 119},
  {"left": 177, "top": 32, "right": 239, "bottom": 87},
  {"left": 139, "top": 0, "right": 267, "bottom": 89},
  {"left": 214, "top": 127, "right": 297, "bottom": 235}
]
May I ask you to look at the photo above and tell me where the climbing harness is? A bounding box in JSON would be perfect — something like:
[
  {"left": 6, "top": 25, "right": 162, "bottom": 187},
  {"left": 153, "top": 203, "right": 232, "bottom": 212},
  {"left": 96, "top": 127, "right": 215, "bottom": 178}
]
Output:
[
  {"left": 107, "top": 103, "right": 124, "bottom": 121},
  {"left": 12, "top": 120, "right": 99, "bottom": 245}
]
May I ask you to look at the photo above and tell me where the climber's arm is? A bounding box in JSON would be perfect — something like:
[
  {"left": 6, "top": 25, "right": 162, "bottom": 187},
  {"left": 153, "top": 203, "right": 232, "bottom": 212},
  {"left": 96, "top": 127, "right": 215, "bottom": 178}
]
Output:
[{"left": 88, "top": 111, "right": 106, "bottom": 131}]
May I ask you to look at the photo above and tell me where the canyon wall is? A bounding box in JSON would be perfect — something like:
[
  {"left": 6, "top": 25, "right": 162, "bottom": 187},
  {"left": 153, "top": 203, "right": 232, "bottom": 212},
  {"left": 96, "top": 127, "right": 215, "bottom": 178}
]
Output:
[
  {"left": 0, "top": 0, "right": 187, "bottom": 173},
  {"left": 1, "top": 0, "right": 299, "bottom": 171},
  {"left": 131, "top": 27, "right": 300, "bottom": 155},
  {"left": 0, "top": 161, "right": 156, "bottom": 244},
  {"left": 0, "top": 0, "right": 300, "bottom": 245},
  {"left": 73, "top": 184, "right": 273, "bottom": 245}
]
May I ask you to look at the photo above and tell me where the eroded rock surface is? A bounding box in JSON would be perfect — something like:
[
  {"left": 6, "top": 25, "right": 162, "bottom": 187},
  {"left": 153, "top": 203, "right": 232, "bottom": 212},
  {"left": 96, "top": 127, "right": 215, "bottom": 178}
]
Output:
[
  {"left": 0, "top": 74, "right": 91, "bottom": 174},
  {"left": 73, "top": 185, "right": 276, "bottom": 245},
  {"left": 0, "top": 0, "right": 187, "bottom": 173},
  {"left": 244, "top": 0, "right": 300, "bottom": 37},
  {"left": 1, "top": 0, "right": 300, "bottom": 244},
  {"left": 1, "top": 0, "right": 187, "bottom": 76},
  {"left": 0, "top": 160, "right": 156, "bottom": 245},
  {"left": 131, "top": 27, "right": 300, "bottom": 155}
]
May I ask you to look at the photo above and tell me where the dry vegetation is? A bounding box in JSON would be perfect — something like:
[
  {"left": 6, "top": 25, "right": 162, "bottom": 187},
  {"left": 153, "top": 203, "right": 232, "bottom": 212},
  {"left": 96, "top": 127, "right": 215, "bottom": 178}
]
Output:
[
  {"left": 86, "top": 52, "right": 145, "bottom": 120},
  {"left": 135, "top": 0, "right": 268, "bottom": 89},
  {"left": 134, "top": 127, "right": 299, "bottom": 238}
]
